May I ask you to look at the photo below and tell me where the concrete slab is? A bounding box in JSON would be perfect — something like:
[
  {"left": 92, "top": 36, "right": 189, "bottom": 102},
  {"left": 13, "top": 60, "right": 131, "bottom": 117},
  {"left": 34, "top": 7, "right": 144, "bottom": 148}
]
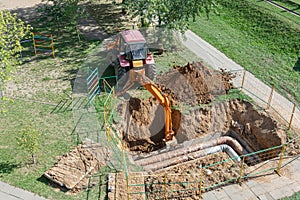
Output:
[
  {"left": 0, "top": 191, "right": 20, "bottom": 200},
  {"left": 244, "top": 179, "right": 260, "bottom": 188},
  {"left": 292, "top": 172, "right": 300, "bottom": 182},
  {"left": 223, "top": 184, "right": 242, "bottom": 194},
  {"left": 203, "top": 190, "right": 219, "bottom": 200},
  {"left": 270, "top": 177, "right": 295, "bottom": 189},
  {"left": 0, "top": 181, "right": 47, "bottom": 200},
  {"left": 0, "top": 181, "right": 15, "bottom": 194},
  {"left": 269, "top": 186, "right": 295, "bottom": 200},
  {"left": 13, "top": 187, "right": 46, "bottom": 200},
  {"left": 230, "top": 190, "right": 257, "bottom": 200},
  {"left": 257, "top": 193, "right": 275, "bottom": 200},
  {"left": 213, "top": 188, "right": 231, "bottom": 200},
  {"left": 289, "top": 182, "right": 300, "bottom": 193},
  {"left": 247, "top": 183, "right": 268, "bottom": 196},
  {"left": 222, "top": 183, "right": 257, "bottom": 200}
]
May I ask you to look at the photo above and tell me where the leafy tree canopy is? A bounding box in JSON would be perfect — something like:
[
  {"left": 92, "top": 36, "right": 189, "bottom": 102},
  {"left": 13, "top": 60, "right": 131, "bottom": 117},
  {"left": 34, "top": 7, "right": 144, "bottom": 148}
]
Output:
[
  {"left": 122, "top": 0, "right": 219, "bottom": 31},
  {"left": 0, "top": 10, "right": 31, "bottom": 96}
]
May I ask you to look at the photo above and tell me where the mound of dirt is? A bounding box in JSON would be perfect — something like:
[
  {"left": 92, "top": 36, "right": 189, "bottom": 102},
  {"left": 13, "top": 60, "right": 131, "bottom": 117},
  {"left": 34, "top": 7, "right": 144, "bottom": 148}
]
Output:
[
  {"left": 114, "top": 62, "right": 285, "bottom": 157},
  {"left": 156, "top": 62, "right": 235, "bottom": 105},
  {"left": 144, "top": 152, "right": 239, "bottom": 199},
  {"left": 44, "top": 140, "right": 109, "bottom": 191},
  {"left": 114, "top": 62, "right": 234, "bottom": 152}
]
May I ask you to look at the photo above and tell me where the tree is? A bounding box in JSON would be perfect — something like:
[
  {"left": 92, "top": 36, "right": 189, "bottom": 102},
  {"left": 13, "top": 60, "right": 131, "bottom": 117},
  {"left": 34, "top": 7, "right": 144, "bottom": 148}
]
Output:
[
  {"left": 0, "top": 10, "right": 31, "bottom": 99},
  {"left": 122, "top": 0, "right": 218, "bottom": 31},
  {"left": 16, "top": 126, "right": 41, "bottom": 165}
]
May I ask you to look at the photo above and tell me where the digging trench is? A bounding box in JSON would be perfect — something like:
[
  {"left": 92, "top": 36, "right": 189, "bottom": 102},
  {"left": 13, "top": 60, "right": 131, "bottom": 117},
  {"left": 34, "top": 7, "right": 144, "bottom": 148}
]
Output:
[
  {"left": 113, "top": 62, "right": 287, "bottom": 171},
  {"left": 43, "top": 62, "right": 287, "bottom": 193}
]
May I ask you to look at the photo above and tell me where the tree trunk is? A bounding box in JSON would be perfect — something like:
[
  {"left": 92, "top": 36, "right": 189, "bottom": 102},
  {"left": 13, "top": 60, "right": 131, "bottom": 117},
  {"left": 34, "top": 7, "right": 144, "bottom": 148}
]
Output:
[{"left": 32, "top": 154, "right": 37, "bottom": 165}]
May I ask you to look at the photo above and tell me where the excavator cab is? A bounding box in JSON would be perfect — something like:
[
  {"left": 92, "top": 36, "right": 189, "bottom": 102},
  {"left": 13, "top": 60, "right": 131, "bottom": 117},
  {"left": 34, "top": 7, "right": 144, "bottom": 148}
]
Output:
[
  {"left": 107, "top": 30, "right": 157, "bottom": 82},
  {"left": 123, "top": 43, "right": 148, "bottom": 61},
  {"left": 110, "top": 30, "right": 176, "bottom": 143}
]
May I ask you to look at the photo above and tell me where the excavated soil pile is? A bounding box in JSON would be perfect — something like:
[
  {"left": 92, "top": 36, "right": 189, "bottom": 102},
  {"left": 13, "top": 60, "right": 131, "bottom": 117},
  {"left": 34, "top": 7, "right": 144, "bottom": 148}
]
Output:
[
  {"left": 156, "top": 62, "right": 235, "bottom": 105},
  {"left": 115, "top": 62, "right": 286, "bottom": 155},
  {"left": 115, "top": 62, "right": 236, "bottom": 152},
  {"left": 144, "top": 152, "right": 239, "bottom": 200},
  {"left": 44, "top": 140, "right": 109, "bottom": 192},
  {"left": 109, "top": 153, "right": 240, "bottom": 200}
]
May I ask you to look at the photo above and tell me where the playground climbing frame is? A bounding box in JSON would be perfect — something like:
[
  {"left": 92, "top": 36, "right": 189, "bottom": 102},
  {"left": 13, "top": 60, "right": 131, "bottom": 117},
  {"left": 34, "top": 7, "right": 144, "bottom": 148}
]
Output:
[{"left": 32, "top": 32, "right": 55, "bottom": 58}]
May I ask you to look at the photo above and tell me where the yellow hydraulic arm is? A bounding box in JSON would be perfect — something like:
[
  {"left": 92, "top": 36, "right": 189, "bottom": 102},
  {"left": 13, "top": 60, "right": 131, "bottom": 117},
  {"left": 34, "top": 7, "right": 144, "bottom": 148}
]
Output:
[{"left": 116, "top": 70, "right": 175, "bottom": 142}]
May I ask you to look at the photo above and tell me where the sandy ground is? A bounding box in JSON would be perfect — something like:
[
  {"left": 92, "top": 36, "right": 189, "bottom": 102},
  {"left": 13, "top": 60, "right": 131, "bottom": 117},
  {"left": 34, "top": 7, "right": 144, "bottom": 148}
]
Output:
[{"left": 0, "top": 0, "right": 43, "bottom": 10}]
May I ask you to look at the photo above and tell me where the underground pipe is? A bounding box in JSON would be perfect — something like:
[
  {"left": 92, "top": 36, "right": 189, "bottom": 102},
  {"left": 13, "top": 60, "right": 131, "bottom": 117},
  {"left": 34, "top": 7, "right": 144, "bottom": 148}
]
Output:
[
  {"left": 227, "top": 130, "right": 261, "bottom": 164},
  {"left": 143, "top": 144, "right": 240, "bottom": 171},
  {"left": 135, "top": 136, "right": 245, "bottom": 167}
]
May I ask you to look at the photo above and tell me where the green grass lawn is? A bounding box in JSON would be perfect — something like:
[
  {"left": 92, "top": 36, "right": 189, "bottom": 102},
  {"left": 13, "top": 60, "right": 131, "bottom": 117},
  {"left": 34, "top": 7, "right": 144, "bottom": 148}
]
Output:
[
  {"left": 0, "top": 0, "right": 299, "bottom": 199},
  {"left": 0, "top": 5, "right": 106, "bottom": 197},
  {"left": 290, "top": 0, "right": 300, "bottom": 4},
  {"left": 189, "top": 0, "right": 300, "bottom": 104},
  {"left": 0, "top": 100, "right": 78, "bottom": 200}
]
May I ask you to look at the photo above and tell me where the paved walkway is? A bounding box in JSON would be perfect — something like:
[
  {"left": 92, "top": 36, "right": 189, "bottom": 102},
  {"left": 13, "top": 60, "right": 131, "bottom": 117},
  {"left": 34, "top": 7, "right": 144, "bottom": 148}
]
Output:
[
  {"left": 0, "top": 181, "right": 47, "bottom": 200},
  {"left": 203, "top": 157, "right": 300, "bottom": 200}
]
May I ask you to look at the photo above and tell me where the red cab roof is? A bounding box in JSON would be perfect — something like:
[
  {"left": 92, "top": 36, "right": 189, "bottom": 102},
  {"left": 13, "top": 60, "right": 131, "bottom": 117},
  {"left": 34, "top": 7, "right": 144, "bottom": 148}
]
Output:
[{"left": 121, "top": 30, "right": 146, "bottom": 43}]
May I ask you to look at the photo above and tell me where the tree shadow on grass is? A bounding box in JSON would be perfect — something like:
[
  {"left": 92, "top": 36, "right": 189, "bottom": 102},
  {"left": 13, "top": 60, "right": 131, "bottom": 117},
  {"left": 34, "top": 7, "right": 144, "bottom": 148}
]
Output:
[
  {"left": 37, "top": 175, "right": 68, "bottom": 192},
  {"left": 83, "top": 1, "right": 130, "bottom": 35},
  {"left": 10, "top": 3, "right": 97, "bottom": 60},
  {"left": 9, "top": 0, "right": 131, "bottom": 62},
  {"left": 293, "top": 57, "right": 300, "bottom": 72},
  {"left": 0, "top": 162, "right": 20, "bottom": 176}
]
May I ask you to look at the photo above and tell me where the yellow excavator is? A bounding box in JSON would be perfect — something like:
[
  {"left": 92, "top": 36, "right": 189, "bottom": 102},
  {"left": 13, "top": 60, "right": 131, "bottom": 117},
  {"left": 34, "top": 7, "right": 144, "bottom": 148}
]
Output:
[
  {"left": 108, "top": 30, "right": 175, "bottom": 142},
  {"left": 116, "top": 69, "right": 175, "bottom": 142}
]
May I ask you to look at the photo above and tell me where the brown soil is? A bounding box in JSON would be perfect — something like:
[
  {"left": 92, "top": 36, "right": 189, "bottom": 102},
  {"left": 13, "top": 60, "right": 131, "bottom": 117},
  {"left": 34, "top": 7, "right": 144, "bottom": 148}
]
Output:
[
  {"left": 111, "top": 62, "right": 287, "bottom": 199},
  {"left": 156, "top": 62, "right": 235, "bottom": 106},
  {"left": 144, "top": 152, "right": 239, "bottom": 200},
  {"left": 44, "top": 140, "right": 110, "bottom": 192},
  {"left": 110, "top": 153, "right": 240, "bottom": 200},
  {"left": 114, "top": 62, "right": 285, "bottom": 154}
]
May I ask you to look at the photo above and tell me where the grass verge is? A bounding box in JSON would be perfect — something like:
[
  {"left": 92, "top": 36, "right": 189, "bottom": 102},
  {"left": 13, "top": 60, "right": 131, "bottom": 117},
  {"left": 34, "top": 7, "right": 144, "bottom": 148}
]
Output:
[{"left": 189, "top": 0, "right": 300, "bottom": 104}]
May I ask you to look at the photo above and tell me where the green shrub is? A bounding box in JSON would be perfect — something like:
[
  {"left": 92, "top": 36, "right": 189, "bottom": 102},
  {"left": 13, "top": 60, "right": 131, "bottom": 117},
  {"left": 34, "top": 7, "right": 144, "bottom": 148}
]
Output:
[{"left": 16, "top": 126, "right": 41, "bottom": 164}]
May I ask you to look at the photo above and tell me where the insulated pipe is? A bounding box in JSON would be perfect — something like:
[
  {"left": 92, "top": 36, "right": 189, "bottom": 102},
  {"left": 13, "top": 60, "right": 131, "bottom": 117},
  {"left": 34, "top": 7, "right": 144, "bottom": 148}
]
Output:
[
  {"left": 227, "top": 131, "right": 261, "bottom": 164},
  {"left": 135, "top": 136, "right": 245, "bottom": 167},
  {"left": 143, "top": 144, "right": 240, "bottom": 171}
]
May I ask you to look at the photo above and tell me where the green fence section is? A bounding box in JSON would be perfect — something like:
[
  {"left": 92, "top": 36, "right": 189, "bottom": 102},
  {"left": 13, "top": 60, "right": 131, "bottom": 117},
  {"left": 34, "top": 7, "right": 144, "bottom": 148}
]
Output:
[{"left": 83, "top": 77, "right": 134, "bottom": 200}]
